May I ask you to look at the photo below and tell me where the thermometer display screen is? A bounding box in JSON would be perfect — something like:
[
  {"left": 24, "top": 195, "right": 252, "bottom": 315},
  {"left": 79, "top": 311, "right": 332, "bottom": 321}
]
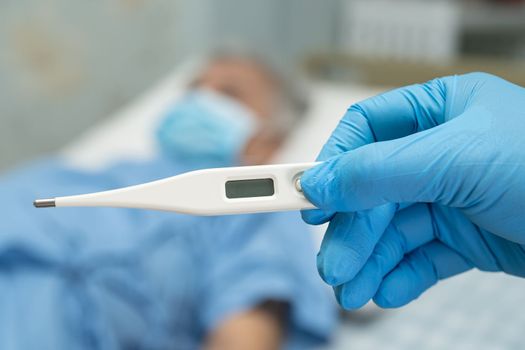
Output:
[{"left": 225, "top": 178, "right": 275, "bottom": 199}]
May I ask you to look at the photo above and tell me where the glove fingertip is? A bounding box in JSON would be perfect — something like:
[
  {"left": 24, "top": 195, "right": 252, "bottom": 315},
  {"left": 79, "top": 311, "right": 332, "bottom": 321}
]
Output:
[
  {"left": 373, "top": 271, "right": 417, "bottom": 308},
  {"left": 334, "top": 285, "right": 367, "bottom": 311},
  {"left": 373, "top": 288, "right": 404, "bottom": 309},
  {"left": 316, "top": 253, "right": 345, "bottom": 286},
  {"left": 317, "top": 250, "right": 358, "bottom": 287},
  {"left": 300, "top": 209, "right": 333, "bottom": 225},
  {"left": 339, "top": 285, "right": 370, "bottom": 310},
  {"left": 316, "top": 254, "right": 337, "bottom": 286},
  {"left": 372, "top": 295, "right": 392, "bottom": 309}
]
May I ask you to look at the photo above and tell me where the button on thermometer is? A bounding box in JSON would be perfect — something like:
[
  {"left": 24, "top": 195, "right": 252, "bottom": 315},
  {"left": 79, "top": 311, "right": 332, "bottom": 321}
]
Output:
[{"left": 34, "top": 162, "right": 319, "bottom": 216}]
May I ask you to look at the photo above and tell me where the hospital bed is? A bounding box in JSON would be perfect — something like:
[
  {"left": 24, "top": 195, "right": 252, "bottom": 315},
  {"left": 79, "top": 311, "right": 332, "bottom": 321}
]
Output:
[{"left": 60, "top": 66, "right": 525, "bottom": 350}]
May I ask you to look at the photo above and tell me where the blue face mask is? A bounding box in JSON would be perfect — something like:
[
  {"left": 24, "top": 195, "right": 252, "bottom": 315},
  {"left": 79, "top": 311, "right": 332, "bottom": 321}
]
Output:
[{"left": 156, "top": 89, "right": 258, "bottom": 166}]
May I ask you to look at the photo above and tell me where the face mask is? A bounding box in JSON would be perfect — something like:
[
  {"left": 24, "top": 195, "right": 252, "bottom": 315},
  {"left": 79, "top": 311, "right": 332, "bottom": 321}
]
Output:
[{"left": 156, "top": 89, "right": 258, "bottom": 166}]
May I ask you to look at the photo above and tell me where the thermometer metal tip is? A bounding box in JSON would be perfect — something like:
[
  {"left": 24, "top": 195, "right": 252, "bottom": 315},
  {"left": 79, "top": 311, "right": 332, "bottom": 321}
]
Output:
[{"left": 34, "top": 199, "right": 56, "bottom": 208}]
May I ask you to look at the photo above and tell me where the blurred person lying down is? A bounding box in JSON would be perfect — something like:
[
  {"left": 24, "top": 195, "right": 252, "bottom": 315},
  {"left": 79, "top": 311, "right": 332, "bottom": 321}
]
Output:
[{"left": 0, "top": 53, "right": 335, "bottom": 350}]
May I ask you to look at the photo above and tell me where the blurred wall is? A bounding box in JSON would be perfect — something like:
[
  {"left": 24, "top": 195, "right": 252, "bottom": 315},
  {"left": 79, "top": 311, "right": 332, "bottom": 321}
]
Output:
[
  {"left": 0, "top": 0, "right": 185, "bottom": 170},
  {"left": 0, "top": 0, "right": 337, "bottom": 170}
]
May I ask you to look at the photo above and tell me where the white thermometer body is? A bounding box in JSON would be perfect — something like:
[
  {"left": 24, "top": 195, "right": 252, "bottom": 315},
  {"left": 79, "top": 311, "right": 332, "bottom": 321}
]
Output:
[{"left": 34, "top": 162, "right": 318, "bottom": 216}]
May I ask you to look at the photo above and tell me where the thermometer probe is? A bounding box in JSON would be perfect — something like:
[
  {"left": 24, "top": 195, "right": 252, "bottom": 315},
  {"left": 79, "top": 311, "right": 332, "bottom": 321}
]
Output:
[{"left": 34, "top": 162, "right": 318, "bottom": 216}]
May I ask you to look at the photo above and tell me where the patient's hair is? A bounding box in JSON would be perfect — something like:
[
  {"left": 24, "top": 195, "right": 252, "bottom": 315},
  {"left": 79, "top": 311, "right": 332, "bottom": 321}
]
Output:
[{"left": 203, "top": 47, "right": 310, "bottom": 137}]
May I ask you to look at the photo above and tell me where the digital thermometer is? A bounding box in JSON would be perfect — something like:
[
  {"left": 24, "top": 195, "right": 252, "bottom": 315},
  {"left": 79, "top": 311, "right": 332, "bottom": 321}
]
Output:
[{"left": 34, "top": 162, "right": 318, "bottom": 215}]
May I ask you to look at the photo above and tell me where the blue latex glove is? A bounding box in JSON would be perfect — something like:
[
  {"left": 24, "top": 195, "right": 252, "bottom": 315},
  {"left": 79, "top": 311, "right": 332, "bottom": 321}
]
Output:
[{"left": 301, "top": 73, "right": 525, "bottom": 309}]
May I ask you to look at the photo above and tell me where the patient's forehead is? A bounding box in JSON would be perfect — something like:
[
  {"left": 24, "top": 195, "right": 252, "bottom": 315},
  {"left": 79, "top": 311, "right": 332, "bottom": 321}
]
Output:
[{"left": 191, "top": 58, "right": 278, "bottom": 120}]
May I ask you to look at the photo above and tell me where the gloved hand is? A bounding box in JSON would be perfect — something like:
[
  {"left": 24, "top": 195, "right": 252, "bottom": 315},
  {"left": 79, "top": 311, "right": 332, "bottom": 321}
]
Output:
[{"left": 301, "top": 73, "right": 525, "bottom": 309}]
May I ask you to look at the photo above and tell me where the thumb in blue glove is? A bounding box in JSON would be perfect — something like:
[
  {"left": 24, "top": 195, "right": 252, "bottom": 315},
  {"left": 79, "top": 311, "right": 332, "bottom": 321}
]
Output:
[{"left": 301, "top": 73, "right": 525, "bottom": 309}]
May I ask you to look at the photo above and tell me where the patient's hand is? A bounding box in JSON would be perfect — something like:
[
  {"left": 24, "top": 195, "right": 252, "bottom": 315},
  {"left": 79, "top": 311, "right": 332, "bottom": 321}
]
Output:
[{"left": 204, "top": 301, "right": 289, "bottom": 350}]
